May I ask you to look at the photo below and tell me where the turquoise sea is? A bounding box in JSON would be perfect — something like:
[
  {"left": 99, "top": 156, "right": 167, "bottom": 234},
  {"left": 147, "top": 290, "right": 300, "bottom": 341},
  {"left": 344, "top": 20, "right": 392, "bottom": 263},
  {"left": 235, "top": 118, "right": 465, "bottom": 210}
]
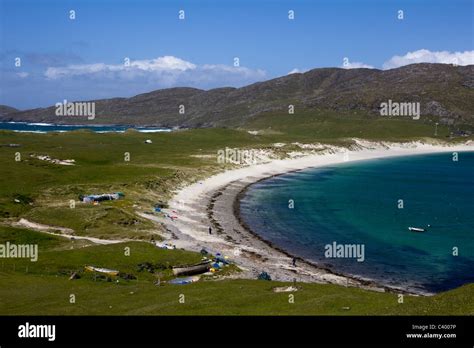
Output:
[{"left": 239, "top": 152, "right": 474, "bottom": 293}]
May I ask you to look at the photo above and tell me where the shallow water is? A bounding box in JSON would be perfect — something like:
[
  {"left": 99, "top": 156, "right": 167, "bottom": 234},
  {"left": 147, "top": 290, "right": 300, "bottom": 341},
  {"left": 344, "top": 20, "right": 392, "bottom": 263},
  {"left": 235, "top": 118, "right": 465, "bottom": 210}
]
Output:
[{"left": 239, "top": 152, "right": 474, "bottom": 293}]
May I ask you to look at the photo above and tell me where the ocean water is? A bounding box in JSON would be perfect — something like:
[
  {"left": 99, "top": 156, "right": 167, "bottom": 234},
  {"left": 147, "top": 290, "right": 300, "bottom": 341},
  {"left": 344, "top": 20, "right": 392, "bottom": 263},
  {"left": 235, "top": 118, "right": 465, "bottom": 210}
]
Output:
[
  {"left": 239, "top": 152, "right": 474, "bottom": 293},
  {"left": 0, "top": 122, "right": 171, "bottom": 133}
]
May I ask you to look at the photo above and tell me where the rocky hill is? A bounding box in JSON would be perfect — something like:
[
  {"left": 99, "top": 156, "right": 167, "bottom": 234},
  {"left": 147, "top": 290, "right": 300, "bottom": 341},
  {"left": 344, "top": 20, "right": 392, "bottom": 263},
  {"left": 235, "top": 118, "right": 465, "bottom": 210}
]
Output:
[
  {"left": 0, "top": 105, "right": 19, "bottom": 117},
  {"left": 1, "top": 63, "right": 473, "bottom": 127}
]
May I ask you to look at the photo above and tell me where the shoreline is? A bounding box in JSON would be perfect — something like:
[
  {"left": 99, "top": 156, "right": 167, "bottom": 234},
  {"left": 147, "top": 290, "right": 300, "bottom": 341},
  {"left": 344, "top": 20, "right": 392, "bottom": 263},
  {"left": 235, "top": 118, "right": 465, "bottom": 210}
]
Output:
[
  {"left": 148, "top": 140, "right": 474, "bottom": 296},
  {"left": 233, "top": 173, "right": 404, "bottom": 293},
  {"left": 0, "top": 122, "right": 173, "bottom": 133}
]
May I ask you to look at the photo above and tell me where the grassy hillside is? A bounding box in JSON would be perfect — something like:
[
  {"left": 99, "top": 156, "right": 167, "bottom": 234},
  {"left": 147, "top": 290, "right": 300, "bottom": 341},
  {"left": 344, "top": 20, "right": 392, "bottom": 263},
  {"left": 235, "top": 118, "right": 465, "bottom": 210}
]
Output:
[
  {"left": 0, "top": 118, "right": 472, "bottom": 315},
  {"left": 0, "top": 227, "right": 472, "bottom": 315},
  {"left": 2, "top": 272, "right": 473, "bottom": 315},
  {"left": 241, "top": 109, "right": 451, "bottom": 141},
  {"left": 0, "top": 128, "right": 262, "bottom": 239}
]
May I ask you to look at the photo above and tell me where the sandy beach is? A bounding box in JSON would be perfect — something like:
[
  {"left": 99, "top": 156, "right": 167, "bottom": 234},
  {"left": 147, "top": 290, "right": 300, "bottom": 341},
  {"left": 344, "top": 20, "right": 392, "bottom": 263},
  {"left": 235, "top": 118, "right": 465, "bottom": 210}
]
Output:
[{"left": 141, "top": 139, "right": 474, "bottom": 295}]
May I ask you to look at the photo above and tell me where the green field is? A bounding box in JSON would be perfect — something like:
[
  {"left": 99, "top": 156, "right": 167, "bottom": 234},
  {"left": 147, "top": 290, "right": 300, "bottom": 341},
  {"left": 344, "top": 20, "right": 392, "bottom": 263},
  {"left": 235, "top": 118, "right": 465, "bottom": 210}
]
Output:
[
  {"left": 1, "top": 226, "right": 472, "bottom": 315},
  {"left": 0, "top": 113, "right": 472, "bottom": 315}
]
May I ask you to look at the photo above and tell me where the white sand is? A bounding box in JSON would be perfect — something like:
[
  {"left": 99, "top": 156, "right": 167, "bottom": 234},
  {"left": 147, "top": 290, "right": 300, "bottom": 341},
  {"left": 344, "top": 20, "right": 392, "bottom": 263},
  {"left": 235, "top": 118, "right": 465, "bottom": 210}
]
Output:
[{"left": 144, "top": 140, "right": 474, "bottom": 293}]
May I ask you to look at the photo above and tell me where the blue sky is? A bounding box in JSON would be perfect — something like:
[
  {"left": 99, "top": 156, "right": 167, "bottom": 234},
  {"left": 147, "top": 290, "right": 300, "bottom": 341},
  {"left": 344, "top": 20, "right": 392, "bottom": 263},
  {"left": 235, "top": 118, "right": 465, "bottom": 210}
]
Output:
[{"left": 0, "top": 0, "right": 473, "bottom": 109}]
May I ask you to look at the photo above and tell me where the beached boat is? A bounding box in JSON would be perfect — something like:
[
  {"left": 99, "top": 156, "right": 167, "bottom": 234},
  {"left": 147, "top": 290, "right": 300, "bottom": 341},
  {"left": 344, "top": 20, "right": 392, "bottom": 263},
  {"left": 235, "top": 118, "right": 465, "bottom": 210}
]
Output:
[
  {"left": 84, "top": 265, "right": 120, "bottom": 276},
  {"left": 408, "top": 227, "right": 425, "bottom": 232},
  {"left": 172, "top": 261, "right": 210, "bottom": 276},
  {"left": 155, "top": 242, "right": 175, "bottom": 250}
]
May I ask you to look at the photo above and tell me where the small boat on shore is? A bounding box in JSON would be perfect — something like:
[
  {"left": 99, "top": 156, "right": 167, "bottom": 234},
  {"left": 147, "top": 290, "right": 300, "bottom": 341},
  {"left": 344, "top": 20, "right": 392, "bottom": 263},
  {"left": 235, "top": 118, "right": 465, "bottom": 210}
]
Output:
[
  {"left": 172, "top": 261, "right": 211, "bottom": 276},
  {"left": 84, "top": 265, "right": 119, "bottom": 276},
  {"left": 408, "top": 227, "right": 425, "bottom": 232}
]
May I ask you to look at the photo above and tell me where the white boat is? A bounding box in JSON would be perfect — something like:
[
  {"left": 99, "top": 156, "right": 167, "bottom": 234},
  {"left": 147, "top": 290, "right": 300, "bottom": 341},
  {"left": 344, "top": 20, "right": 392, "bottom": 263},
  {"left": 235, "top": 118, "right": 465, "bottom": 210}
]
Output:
[
  {"left": 155, "top": 242, "right": 175, "bottom": 250},
  {"left": 408, "top": 227, "right": 425, "bottom": 232}
]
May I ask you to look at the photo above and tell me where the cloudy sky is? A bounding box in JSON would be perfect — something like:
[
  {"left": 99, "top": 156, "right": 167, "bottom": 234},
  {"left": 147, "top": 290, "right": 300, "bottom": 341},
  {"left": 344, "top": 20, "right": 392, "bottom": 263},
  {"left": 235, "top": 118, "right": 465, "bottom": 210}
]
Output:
[{"left": 0, "top": 0, "right": 473, "bottom": 109}]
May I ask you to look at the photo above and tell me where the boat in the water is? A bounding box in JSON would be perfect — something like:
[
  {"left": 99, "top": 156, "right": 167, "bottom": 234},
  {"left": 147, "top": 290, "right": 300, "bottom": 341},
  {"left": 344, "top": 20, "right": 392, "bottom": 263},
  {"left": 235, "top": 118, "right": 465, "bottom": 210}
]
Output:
[{"left": 408, "top": 227, "right": 425, "bottom": 232}]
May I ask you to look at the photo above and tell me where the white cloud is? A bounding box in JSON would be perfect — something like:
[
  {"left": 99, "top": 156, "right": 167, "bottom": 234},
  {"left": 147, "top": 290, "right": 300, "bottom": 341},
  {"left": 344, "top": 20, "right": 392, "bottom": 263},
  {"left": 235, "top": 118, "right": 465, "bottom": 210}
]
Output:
[
  {"left": 342, "top": 61, "right": 375, "bottom": 69},
  {"left": 16, "top": 72, "right": 29, "bottom": 78},
  {"left": 288, "top": 68, "right": 306, "bottom": 74},
  {"left": 130, "top": 56, "right": 196, "bottom": 72},
  {"left": 45, "top": 56, "right": 196, "bottom": 79},
  {"left": 338, "top": 50, "right": 473, "bottom": 71},
  {"left": 382, "top": 49, "right": 474, "bottom": 70},
  {"left": 45, "top": 63, "right": 109, "bottom": 79},
  {"left": 44, "top": 55, "right": 266, "bottom": 89}
]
